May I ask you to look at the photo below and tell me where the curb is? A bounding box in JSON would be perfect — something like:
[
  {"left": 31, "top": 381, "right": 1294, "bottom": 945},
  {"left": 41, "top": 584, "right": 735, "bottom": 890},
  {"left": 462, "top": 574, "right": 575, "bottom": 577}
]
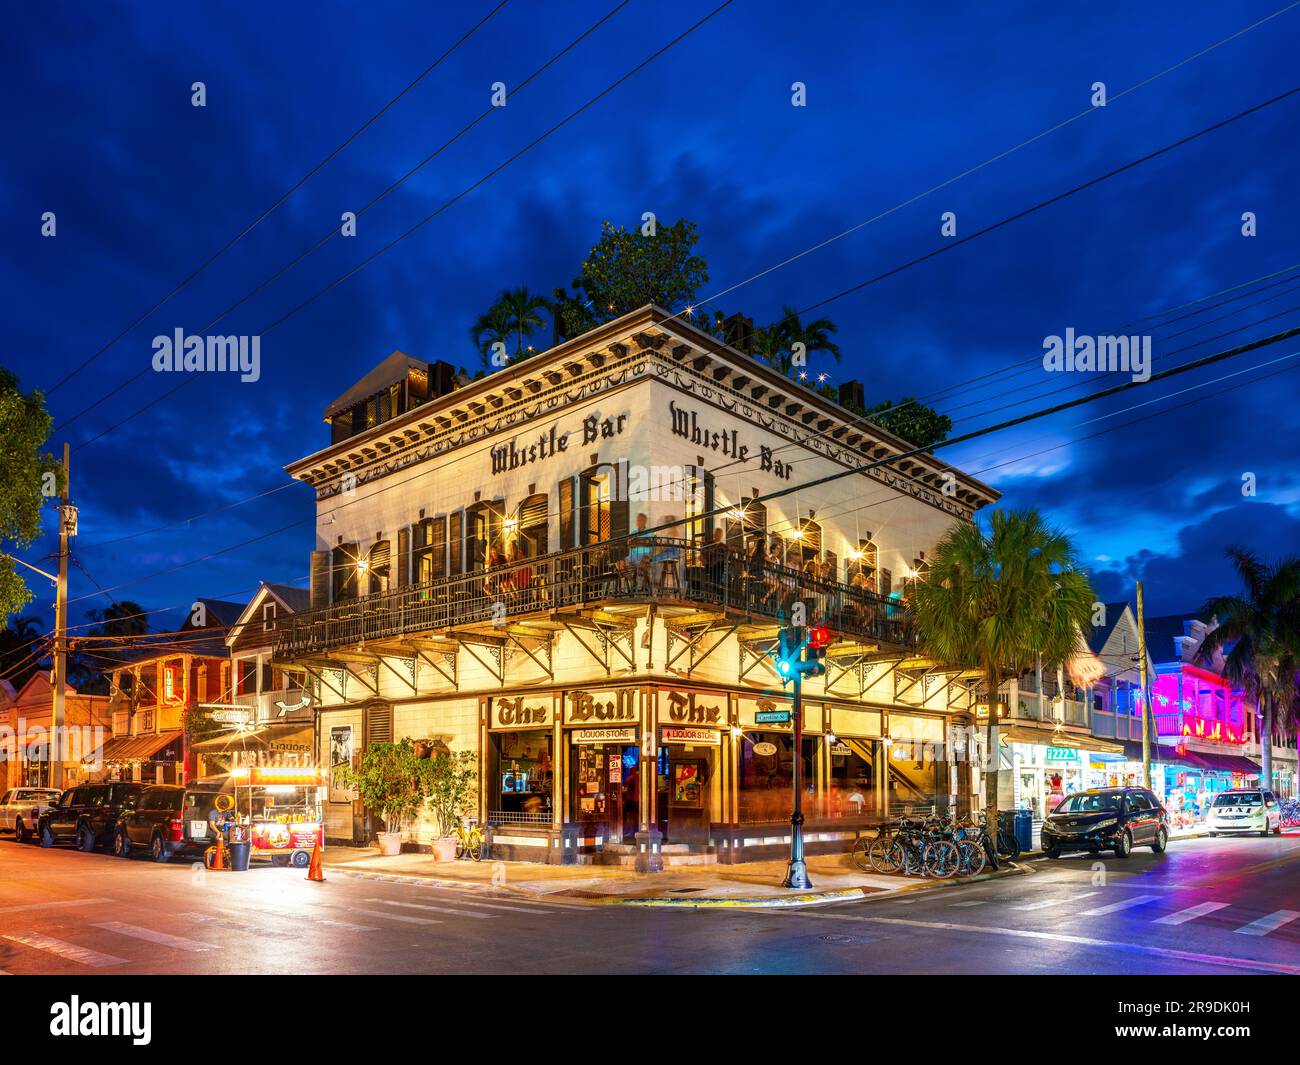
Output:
[
  {"left": 326, "top": 865, "right": 596, "bottom": 903},
  {"left": 596, "top": 886, "right": 870, "bottom": 909}
]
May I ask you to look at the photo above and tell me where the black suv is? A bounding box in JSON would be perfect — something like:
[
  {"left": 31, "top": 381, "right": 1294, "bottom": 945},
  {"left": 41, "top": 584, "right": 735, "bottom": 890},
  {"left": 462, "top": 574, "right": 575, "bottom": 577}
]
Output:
[
  {"left": 112, "top": 785, "right": 222, "bottom": 862},
  {"left": 39, "top": 782, "right": 146, "bottom": 852},
  {"left": 1040, "top": 786, "right": 1170, "bottom": 859}
]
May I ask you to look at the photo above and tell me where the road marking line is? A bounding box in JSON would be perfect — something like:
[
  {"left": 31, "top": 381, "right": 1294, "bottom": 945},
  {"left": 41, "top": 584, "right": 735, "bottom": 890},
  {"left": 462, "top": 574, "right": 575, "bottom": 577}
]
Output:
[
  {"left": 93, "top": 921, "right": 215, "bottom": 953},
  {"left": 1234, "top": 909, "right": 1300, "bottom": 937},
  {"left": 1080, "top": 894, "right": 1159, "bottom": 916},
  {"left": 0, "top": 897, "right": 113, "bottom": 914},
  {"left": 1153, "top": 902, "right": 1229, "bottom": 926},
  {"left": 353, "top": 908, "right": 443, "bottom": 926},
  {"left": 950, "top": 900, "right": 989, "bottom": 908},
  {"left": 3, "top": 932, "right": 126, "bottom": 968},
  {"left": 364, "top": 898, "right": 493, "bottom": 919},
  {"left": 1014, "top": 892, "right": 1097, "bottom": 911},
  {"left": 771, "top": 911, "right": 1300, "bottom": 975}
]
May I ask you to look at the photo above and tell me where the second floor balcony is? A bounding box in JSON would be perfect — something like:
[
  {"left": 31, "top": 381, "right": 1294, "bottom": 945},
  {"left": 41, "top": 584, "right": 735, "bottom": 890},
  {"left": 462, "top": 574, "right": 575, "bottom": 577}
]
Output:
[{"left": 273, "top": 535, "right": 912, "bottom": 660}]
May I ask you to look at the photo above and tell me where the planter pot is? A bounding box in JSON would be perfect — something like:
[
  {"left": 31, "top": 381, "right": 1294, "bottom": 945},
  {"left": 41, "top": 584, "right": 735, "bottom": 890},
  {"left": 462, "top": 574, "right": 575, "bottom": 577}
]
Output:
[
  {"left": 430, "top": 836, "right": 457, "bottom": 862},
  {"left": 376, "top": 831, "right": 403, "bottom": 857}
]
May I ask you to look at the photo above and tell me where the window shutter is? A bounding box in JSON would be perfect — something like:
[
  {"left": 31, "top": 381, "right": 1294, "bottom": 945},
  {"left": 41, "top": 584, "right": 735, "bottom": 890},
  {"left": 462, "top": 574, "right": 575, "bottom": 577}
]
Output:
[
  {"left": 559, "top": 477, "right": 575, "bottom": 550},
  {"left": 432, "top": 515, "right": 447, "bottom": 579},
  {"left": 702, "top": 468, "right": 715, "bottom": 540},
  {"left": 610, "top": 461, "right": 630, "bottom": 543},
  {"left": 309, "top": 550, "right": 330, "bottom": 609},
  {"left": 396, "top": 526, "right": 410, "bottom": 588},
  {"left": 449, "top": 511, "right": 463, "bottom": 574},
  {"left": 365, "top": 703, "right": 393, "bottom": 745}
]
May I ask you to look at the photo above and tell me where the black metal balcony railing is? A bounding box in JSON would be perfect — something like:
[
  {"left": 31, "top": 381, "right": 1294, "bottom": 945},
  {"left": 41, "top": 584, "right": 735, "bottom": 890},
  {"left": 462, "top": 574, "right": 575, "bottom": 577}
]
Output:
[{"left": 274, "top": 536, "right": 912, "bottom": 659}]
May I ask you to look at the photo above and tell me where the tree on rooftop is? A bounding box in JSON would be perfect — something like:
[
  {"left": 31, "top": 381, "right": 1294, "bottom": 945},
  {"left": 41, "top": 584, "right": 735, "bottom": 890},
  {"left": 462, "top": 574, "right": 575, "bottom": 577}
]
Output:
[
  {"left": 578, "top": 219, "right": 709, "bottom": 318},
  {"left": 866, "top": 396, "right": 952, "bottom": 449}
]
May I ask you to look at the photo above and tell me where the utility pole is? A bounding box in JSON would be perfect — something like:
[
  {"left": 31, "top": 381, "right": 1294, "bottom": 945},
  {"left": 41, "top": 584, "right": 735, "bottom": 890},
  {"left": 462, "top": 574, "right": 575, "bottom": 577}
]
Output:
[
  {"left": 784, "top": 669, "right": 811, "bottom": 890},
  {"left": 51, "top": 443, "right": 72, "bottom": 791},
  {"left": 1136, "top": 581, "right": 1152, "bottom": 789}
]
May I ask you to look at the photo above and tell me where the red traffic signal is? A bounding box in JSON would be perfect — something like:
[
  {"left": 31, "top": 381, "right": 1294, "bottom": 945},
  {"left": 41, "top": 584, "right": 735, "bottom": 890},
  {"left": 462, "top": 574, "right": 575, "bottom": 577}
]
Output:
[{"left": 806, "top": 625, "right": 832, "bottom": 656}]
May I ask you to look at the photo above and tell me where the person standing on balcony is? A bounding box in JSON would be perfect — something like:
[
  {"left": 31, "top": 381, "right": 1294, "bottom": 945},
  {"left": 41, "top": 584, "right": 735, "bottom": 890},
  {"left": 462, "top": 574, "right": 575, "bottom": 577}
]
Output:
[{"left": 616, "top": 512, "right": 654, "bottom": 592}]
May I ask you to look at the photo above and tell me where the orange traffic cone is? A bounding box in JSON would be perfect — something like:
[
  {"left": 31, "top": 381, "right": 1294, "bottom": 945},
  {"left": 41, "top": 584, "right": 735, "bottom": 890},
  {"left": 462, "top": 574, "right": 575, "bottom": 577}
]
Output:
[
  {"left": 213, "top": 832, "right": 226, "bottom": 871},
  {"left": 305, "top": 837, "right": 325, "bottom": 882}
]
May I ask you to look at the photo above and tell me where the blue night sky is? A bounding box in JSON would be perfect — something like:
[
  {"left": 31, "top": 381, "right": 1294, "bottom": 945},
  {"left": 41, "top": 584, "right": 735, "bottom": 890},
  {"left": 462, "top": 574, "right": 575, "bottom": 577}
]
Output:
[{"left": 3, "top": 0, "right": 1299, "bottom": 635}]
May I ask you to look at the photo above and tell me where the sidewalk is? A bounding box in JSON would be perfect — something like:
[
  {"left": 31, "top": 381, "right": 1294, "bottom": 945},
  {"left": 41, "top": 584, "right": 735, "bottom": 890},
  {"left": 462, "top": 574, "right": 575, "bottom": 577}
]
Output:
[{"left": 322, "top": 847, "right": 1026, "bottom": 908}]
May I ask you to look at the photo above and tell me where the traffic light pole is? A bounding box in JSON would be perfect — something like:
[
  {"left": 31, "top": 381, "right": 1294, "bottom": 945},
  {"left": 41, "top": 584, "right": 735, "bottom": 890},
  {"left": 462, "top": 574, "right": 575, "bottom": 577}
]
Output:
[{"left": 782, "top": 670, "right": 812, "bottom": 890}]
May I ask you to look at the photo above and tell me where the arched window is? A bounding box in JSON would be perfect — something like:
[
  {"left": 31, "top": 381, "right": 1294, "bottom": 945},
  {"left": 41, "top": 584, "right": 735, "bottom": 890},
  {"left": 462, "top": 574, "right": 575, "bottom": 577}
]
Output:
[
  {"left": 331, "top": 542, "right": 359, "bottom": 602},
  {"left": 465, "top": 500, "right": 504, "bottom": 571},
  {"left": 726, "top": 498, "right": 766, "bottom": 556},
  {"left": 848, "top": 538, "right": 878, "bottom": 592},
  {"left": 364, "top": 540, "right": 390, "bottom": 595},
  {"left": 796, "top": 518, "right": 822, "bottom": 569}
]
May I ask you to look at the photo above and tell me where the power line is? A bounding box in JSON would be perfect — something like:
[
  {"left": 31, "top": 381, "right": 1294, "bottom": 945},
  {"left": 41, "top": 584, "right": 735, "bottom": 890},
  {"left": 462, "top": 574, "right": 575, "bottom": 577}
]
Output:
[
  {"left": 44, "top": 1, "right": 513, "bottom": 397},
  {"left": 55, "top": 0, "right": 633, "bottom": 433},
  {"left": 64, "top": 0, "right": 726, "bottom": 448}
]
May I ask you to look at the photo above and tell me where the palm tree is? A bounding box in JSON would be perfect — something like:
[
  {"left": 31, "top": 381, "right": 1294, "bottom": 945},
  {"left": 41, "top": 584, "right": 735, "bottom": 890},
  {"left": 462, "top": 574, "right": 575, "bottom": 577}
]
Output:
[
  {"left": 769, "top": 305, "right": 841, "bottom": 376},
  {"left": 470, "top": 303, "right": 513, "bottom": 370},
  {"left": 914, "top": 509, "right": 1097, "bottom": 860},
  {"left": 497, "top": 287, "right": 550, "bottom": 359},
  {"left": 1196, "top": 548, "right": 1300, "bottom": 792}
]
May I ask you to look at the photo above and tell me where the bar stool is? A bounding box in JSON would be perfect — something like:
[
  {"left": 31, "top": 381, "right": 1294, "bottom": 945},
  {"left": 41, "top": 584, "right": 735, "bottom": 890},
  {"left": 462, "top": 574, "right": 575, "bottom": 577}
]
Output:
[{"left": 657, "top": 559, "right": 681, "bottom": 595}]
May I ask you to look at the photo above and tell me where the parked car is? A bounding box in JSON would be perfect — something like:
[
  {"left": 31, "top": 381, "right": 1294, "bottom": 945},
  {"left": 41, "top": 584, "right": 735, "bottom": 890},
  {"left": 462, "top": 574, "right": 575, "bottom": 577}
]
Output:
[
  {"left": 0, "top": 787, "right": 62, "bottom": 843},
  {"left": 1040, "top": 786, "right": 1169, "bottom": 859},
  {"left": 1207, "top": 788, "right": 1283, "bottom": 837},
  {"left": 38, "top": 782, "right": 146, "bottom": 851},
  {"left": 112, "top": 784, "right": 223, "bottom": 862}
]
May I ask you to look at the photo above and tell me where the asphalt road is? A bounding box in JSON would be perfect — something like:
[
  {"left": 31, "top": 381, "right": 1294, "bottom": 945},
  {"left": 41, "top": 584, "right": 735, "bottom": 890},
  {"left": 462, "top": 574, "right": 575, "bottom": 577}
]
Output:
[{"left": 1, "top": 831, "right": 1297, "bottom": 975}]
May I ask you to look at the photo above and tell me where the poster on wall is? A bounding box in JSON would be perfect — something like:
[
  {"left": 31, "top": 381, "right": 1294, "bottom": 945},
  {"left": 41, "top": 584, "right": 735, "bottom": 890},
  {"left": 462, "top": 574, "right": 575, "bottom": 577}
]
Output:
[
  {"left": 673, "top": 763, "right": 703, "bottom": 807},
  {"left": 328, "top": 725, "right": 354, "bottom": 803}
]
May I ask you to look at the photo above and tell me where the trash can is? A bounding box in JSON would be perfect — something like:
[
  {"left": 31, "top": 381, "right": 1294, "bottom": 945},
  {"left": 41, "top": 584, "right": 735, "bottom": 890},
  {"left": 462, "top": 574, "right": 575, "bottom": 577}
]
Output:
[
  {"left": 1013, "top": 809, "right": 1033, "bottom": 853},
  {"left": 228, "top": 824, "right": 252, "bottom": 872}
]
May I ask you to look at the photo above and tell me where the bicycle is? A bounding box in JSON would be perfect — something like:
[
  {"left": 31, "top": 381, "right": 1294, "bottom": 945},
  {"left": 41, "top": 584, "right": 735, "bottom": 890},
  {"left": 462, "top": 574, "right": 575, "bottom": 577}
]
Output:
[{"left": 452, "top": 816, "right": 485, "bottom": 861}]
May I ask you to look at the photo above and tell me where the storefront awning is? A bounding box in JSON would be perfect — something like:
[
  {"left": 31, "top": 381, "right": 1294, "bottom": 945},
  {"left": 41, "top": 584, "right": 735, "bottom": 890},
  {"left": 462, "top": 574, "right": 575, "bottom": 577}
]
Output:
[
  {"left": 1000, "top": 725, "right": 1124, "bottom": 755},
  {"left": 84, "top": 730, "right": 184, "bottom": 765},
  {"left": 1122, "top": 742, "right": 1260, "bottom": 776}
]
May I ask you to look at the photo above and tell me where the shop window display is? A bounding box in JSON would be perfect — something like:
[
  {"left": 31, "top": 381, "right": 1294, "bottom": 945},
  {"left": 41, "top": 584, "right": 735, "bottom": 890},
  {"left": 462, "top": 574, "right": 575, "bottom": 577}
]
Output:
[
  {"left": 737, "top": 731, "right": 817, "bottom": 823},
  {"left": 488, "top": 731, "right": 553, "bottom": 822}
]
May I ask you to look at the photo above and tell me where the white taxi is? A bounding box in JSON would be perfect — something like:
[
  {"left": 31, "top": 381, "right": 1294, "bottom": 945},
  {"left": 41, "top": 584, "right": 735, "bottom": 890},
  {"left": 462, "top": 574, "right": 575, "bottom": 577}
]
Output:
[{"left": 1207, "top": 788, "right": 1283, "bottom": 837}]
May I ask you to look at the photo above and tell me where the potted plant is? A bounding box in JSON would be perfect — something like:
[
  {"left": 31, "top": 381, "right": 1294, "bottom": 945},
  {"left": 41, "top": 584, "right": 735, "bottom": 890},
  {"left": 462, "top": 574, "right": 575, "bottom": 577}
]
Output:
[
  {"left": 423, "top": 750, "right": 478, "bottom": 861},
  {"left": 338, "top": 738, "right": 427, "bottom": 856}
]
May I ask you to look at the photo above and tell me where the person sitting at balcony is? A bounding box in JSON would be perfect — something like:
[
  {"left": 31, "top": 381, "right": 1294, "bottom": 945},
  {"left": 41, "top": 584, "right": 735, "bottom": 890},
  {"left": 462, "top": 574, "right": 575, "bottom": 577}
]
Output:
[
  {"left": 615, "top": 512, "right": 655, "bottom": 592},
  {"left": 849, "top": 570, "right": 876, "bottom": 624},
  {"left": 702, "top": 527, "right": 727, "bottom": 597},
  {"left": 484, "top": 545, "right": 508, "bottom": 598},
  {"left": 506, "top": 541, "right": 532, "bottom": 590}
]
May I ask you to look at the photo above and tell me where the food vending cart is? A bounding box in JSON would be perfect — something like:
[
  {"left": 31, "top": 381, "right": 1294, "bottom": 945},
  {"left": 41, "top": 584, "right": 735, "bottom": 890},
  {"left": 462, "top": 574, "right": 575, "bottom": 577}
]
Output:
[{"left": 229, "top": 766, "right": 326, "bottom": 868}]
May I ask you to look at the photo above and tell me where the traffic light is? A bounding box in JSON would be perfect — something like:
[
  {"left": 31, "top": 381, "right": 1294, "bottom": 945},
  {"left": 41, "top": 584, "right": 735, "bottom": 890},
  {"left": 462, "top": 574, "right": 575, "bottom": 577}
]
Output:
[
  {"left": 803, "top": 625, "right": 831, "bottom": 677},
  {"left": 774, "top": 625, "right": 832, "bottom": 681}
]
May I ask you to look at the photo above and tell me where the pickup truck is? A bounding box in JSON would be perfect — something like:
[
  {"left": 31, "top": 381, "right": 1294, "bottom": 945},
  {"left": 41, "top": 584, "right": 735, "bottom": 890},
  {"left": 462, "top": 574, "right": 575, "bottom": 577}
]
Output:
[{"left": 0, "top": 787, "right": 63, "bottom": 843}]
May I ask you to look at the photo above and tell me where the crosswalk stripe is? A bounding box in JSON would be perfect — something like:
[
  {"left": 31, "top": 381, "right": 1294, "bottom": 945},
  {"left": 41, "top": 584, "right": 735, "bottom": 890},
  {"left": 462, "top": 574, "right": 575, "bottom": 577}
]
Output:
[
  {"left": 1234, "top": 910, "right": 1300, "bottom": 937},
  {"left": 1080, "top": 894, "right": 1159, "bottom": 916},
  {"left": 1154, "top": 902, "right": 1229, "bottom": 926},
  {"left": 410, "top": 894, "right": 552, "bottom": 916},
  {"left": 93, "top": 921, "right": 215, "bottom": 952},
  {"left": 1014, "top": 892, "right": 1097, "bottom": 911},
  {"left": 365, "top": 898, "right": 494, "bottom": 919},
  {"left": 3, "top": 932, "right": 126, "bottom": 968},
  {"left": 353, "top": 908, "right": 443, "bottom": 926},
  {"left": 0, "top": 897, "right": 113, "bottom": 914}
]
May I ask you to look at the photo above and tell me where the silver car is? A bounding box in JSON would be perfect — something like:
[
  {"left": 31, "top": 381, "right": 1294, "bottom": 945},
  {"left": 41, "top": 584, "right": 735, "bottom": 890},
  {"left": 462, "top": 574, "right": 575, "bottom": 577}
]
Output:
[{"left": 0, "top": 787, "right": 63, "bottom": 843}]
